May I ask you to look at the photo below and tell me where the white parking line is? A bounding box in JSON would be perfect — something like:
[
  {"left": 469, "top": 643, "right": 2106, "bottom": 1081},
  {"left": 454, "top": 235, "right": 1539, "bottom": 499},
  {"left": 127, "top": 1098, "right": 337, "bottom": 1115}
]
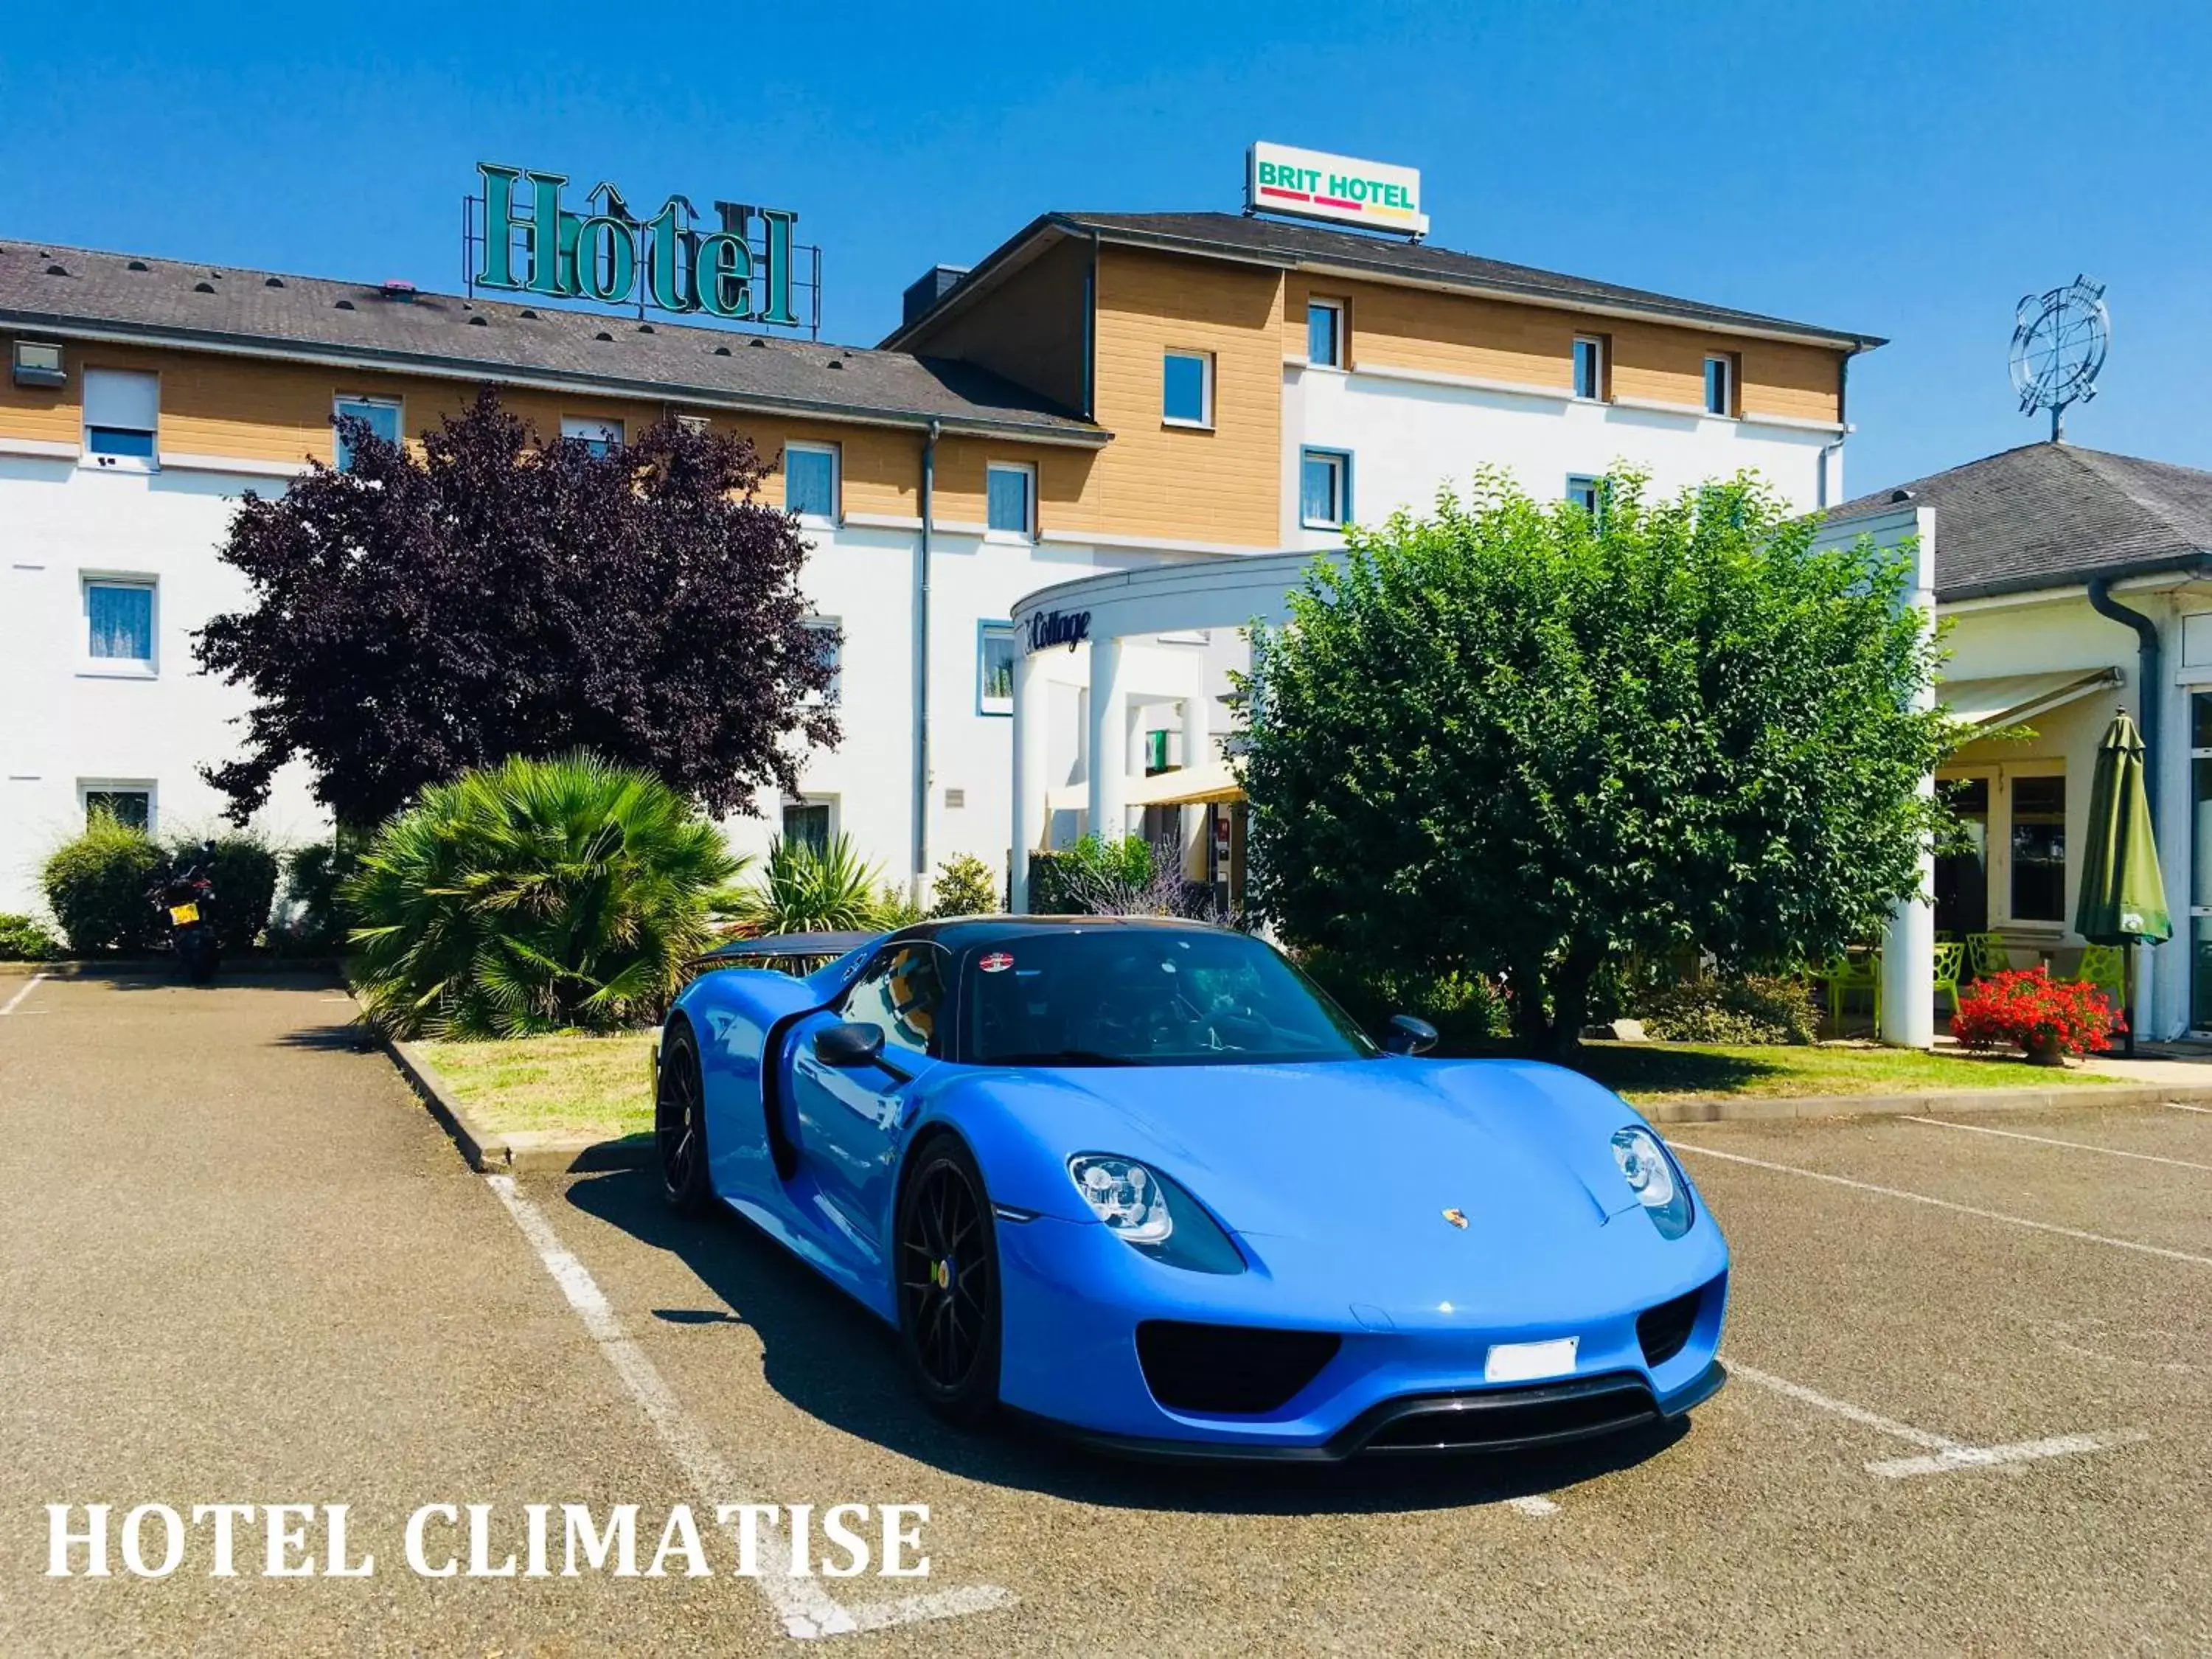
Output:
[
  {"left": 1671, "top": 1141, "right": 2212, "bottom": 1268},
  {"left": 1728, "top": 1363, "right": 2140, "bottom": 1481},
  {"left": 2164, "top": 1102, "right": 2212, "bottom": 1115},
  {"left": 485, "top": 1175, "right": 1014, "bottom": 1641},
  {"left": 0, "top": 974, "right": 45, "bottom": 1017},
  {"left": 1905, "top": 1115, "right": 2212, "bottom": 1172}
]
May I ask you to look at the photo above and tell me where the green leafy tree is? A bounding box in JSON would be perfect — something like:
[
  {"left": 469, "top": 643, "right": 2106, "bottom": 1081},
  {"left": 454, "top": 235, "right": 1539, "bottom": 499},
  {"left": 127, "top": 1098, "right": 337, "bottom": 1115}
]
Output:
[
  {"left": 1237, "top": 470, "right": 1950, "bottom": 1056},
  {"left": 346, "top": 753, "right": 740, "bottom": 1037}
]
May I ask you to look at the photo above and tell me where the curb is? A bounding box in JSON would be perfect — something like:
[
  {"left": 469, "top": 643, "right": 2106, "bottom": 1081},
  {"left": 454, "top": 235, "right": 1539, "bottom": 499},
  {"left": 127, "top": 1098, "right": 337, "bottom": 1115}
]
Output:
[
  {"left": 383, "top": 1036, "right": 653, "bottom": 1178},
  {"left": 1638, "top": 1077, "right": 2212, "bottom": 1125},
  {"left": 0, "top": 957, "right": 343, "bottom": 979}
]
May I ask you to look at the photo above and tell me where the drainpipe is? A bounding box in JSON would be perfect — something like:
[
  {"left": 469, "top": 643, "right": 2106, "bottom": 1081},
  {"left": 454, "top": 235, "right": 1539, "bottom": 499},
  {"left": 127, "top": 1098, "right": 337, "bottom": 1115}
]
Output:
[
  {"left": 2085, "top": 574, "right": 2161, "bottom": 818},
  {"left": 1818, "top": 357, "right": 1850, "bottom": 509},
  {"left": 913, "top": 419, "right": 940, "bottom": 902}
]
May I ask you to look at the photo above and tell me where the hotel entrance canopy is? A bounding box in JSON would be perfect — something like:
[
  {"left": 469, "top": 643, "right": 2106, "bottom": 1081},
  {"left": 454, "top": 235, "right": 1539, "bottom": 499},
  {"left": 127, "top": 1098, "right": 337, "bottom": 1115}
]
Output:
[{"left": 1939, "top": 667, "right": 2122, "bottom": 734}]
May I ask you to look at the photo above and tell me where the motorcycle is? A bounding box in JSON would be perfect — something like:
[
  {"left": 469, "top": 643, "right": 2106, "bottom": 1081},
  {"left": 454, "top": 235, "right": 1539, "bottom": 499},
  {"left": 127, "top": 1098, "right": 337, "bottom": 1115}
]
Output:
[{"left": 150, "top": 841, "right": 220, "bottom": 985}]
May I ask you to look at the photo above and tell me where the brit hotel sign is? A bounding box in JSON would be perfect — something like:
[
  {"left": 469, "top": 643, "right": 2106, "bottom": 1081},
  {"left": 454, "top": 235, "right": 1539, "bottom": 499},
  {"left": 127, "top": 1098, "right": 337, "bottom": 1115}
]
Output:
[
  {"left": 473, "top": 162, "right": 803, "bottom": 324},
  {"left": 1245, "top": 142, "right": 1429, "bottom": 238}
]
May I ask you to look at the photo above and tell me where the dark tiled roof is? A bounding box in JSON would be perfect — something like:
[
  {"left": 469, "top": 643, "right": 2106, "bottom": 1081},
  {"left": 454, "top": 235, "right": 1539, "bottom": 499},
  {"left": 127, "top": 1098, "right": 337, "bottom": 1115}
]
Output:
[
  {"left": 0, "top": 240, "right": 1101, "bottom": 442},
  {"left": 1829, "top": 442, "right": 2212, "bottom": 601},
  {"left": 887, "top": 209, "right": 1882, "bottom": 351}
]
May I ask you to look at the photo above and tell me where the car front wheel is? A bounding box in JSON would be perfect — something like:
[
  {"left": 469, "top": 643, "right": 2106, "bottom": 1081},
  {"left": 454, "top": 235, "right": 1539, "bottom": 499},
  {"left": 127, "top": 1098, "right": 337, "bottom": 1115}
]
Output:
[
  {"left": 896, "top": 1136, "right": 1002, "bottom": 1425},
  {"left": 656, "top": 1024, "right": 712, "bottom": 1215}
]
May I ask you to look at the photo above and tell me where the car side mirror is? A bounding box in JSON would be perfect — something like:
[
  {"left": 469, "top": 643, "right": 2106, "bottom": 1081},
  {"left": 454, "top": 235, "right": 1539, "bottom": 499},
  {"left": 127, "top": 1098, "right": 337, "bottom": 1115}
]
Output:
[
  {"left": 1384, "top": 1013, "right": 1439, "bottom": 1056},
  {"left": 814, "top": 1020, "right": 886, "bottom": 1068}
]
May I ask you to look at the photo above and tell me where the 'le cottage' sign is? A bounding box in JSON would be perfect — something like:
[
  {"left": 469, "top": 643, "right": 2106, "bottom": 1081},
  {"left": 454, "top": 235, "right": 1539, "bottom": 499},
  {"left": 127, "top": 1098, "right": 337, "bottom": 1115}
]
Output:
[{"left": 1024, "top": 610, "right": 1091, "bottom": 654}]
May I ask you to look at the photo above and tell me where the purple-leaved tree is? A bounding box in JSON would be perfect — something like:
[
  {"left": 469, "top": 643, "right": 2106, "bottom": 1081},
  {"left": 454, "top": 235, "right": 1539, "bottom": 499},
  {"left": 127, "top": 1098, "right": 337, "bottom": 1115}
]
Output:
[{"left": 195, "top": 389, "right": 838, "bottom": 828}]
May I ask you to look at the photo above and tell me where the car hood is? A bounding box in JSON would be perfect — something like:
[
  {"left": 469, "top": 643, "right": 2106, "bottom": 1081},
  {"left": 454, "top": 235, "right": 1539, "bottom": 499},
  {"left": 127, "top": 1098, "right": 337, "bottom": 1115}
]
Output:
[{"left": 984, "top": 1056, "right": 1648, "bottom": 1263}]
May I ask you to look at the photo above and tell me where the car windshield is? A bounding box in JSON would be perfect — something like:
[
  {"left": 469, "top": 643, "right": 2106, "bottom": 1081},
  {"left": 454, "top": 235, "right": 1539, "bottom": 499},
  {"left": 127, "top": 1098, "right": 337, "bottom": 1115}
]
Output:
[{"left": 963, "top": 927, "right": 1380, "bottom": 1067}]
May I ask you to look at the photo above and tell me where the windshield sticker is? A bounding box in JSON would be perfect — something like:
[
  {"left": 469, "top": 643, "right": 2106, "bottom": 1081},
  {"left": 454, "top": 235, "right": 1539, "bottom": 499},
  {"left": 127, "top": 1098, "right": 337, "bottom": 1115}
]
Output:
[{"left": 979, "top": 952, "right": 1015, "bottom": 973}]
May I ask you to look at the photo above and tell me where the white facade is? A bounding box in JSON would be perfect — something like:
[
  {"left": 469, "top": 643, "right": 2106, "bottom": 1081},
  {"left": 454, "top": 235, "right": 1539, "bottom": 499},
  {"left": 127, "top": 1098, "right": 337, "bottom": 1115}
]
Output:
[{"left": 0, "top": 451, "right": 324, "bottom": 914}]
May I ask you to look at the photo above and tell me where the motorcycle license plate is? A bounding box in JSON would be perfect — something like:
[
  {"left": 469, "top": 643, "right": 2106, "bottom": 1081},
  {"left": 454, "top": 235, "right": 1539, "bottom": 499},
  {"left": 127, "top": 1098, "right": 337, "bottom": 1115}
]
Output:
[{"left": 168, "top": 903, "right": 200, "bottom": 925}]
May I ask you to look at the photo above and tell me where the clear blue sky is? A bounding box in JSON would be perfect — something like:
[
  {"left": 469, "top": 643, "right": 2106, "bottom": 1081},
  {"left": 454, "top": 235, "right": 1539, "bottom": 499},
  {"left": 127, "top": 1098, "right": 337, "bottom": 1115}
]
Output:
[{"left": 3, "top": 1, "right": 2204, "bottom": 494}]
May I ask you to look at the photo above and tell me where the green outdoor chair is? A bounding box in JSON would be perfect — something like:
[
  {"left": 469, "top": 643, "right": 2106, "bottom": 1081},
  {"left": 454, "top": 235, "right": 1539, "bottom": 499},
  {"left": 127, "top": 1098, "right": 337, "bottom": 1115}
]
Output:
[
  {"left": 1965, "top": 932, "right": 2012, "bottom": 981},
  {"left": 2073, "top": 943, "right": 2126, "bottom": 1014},
  {"left": 1933, "top": 941, "right": 1965, "bottom": 1015},
  {"left": 1815, "top": 951, "right": 1882, "bottom": 1034}
]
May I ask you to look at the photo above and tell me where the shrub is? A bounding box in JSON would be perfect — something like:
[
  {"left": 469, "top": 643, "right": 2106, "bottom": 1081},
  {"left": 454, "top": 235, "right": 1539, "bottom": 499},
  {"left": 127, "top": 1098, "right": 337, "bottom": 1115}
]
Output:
[
  {"left": 1299, "top": 948, "right": 1511, "bottom": 1053},
  {"left": 1637, "top": 974, "right": 1819, "bottom": 1046},
  {"left": 928, "top": 852, "right": 1000, "bottom": 917},
  {"left": 1952, "top": 967, "right": 2118, "bottom": 1057},
  {"left": 346, "top": 753, "right": 740, "bottom": 1038},
  {"left": 41, "top": 811, "right": 165, "bottom": 953},
  {"left": 874, "top": 883, "right": 926, "bottom": 931},
  {"left": 1027, "top": 835, "right": 1161, "bottom": 915},
  {"left": 269, "top": 839, "right": 361, "bottom": 954},
  {"left": 0, "top": 914, "right": 63, "bottom": 961},
  {"left": 719, "top": 833, "right": 891, "bottom": 936},
  {"left": 167, "top": 831, "right": 280, "bottom": 953}
]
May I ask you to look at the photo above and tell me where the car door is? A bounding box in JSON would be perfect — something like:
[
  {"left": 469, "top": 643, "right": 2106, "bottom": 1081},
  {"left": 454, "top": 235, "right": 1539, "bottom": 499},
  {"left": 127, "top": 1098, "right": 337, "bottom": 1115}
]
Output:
[{"left": 789, "top": 942, "right": 951, "bottom": 1258}]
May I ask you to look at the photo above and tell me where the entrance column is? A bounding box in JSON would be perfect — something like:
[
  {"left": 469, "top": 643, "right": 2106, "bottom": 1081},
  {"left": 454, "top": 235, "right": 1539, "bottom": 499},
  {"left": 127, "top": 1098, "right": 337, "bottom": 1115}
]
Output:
[
  {"left": 1179, "top": 689, "right": 1211, "bottom": 878},
  {"left": 1009, "top": 644, "right": 1049, "bottom": 913},
  {"left": 1880, "top": 509, "right": 1938, "bottom": 1048},
  {"left": 1088, "top": 634, "right": 1130, "bottom": 842}
]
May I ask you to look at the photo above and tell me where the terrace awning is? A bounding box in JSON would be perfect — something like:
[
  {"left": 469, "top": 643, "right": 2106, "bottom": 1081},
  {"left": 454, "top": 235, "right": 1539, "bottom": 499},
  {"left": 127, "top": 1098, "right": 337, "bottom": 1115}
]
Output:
[
  {"left": 1043, "top": 759, "right": 1245, "bottom": 813},
  {"left": 1939, "top": 667, "right": 2122, "bottom": 734}
]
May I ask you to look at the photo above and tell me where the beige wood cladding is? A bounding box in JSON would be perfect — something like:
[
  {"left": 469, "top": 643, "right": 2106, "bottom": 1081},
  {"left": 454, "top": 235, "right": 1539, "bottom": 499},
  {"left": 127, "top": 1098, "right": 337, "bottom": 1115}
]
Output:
[
  {"left": 900, "top": 237, "right": 1089, "bottom": 417},
  {"left": 1280, "top": 274, "right": 1843, "bottom": 422},
  {"left": 1083, "top": 248, "right": 1281, "bottom": 546}
]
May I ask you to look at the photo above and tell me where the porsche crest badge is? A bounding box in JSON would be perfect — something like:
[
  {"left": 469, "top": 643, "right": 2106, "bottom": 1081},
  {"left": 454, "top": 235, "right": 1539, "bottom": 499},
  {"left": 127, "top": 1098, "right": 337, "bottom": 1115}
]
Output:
[{"left": 1441, "top": 1208, "right": 1468, "bottom": 1229}]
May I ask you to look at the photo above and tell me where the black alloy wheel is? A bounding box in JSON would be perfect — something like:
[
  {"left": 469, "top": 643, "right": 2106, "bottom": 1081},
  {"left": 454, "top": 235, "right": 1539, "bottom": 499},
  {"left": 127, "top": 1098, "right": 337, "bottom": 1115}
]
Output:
[
  {"left": 656, "top": 1024, "right": 712, "bottom": 1214},
  {"left": 896, "top": 1138, "right": 1002, "bottom": 1425}
]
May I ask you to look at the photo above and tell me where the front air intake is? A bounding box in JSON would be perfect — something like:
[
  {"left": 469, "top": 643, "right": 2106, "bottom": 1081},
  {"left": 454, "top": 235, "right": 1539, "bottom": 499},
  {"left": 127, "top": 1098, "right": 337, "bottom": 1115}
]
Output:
[
  {"left": 1636, "top": 1284, "right": 1707, "bottom": 1368},
  {"left": 1135, "top": 1321, "right": 1340, "bottom": 1415}
]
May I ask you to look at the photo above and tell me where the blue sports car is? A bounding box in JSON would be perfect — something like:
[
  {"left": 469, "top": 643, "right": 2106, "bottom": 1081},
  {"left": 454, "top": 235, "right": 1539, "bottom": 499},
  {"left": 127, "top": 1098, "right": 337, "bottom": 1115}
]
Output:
[{"left": 653, "top": 916, "right": 1727, "bottom": 1458}]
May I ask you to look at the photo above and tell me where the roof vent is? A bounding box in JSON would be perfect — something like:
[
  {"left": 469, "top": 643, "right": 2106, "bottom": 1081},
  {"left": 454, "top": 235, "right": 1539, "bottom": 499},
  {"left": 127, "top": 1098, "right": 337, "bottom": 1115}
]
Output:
[
  {"left": 379, "top": 279, "right": 417, "bottom": 302},
  {"left": 519, "top": 308, "right": 539, "bottom": 319},
  {"left": 637, "top": 323, "right": 655, "bottom": 333},
  {"left": 467, "top": 314, "right": 488, "bottom": 326},
  {"left": 901, "top": 264, "right": 971, "bottom": 327},
  {"left": 713, "top": 344, "right": 732, "bottom": 356},
  {"left": 749, "top": 337, "right": 768, "bottom": 348},
  {"left": 594, "top": 330, "right": 613, "bottom": 341},
  {"left": 192, "top": 280, "right": 215, "bottom": 293},
  {"left": 1891, "top": 488, "right": 1914, "bottom": 503},
  {"left": 125, "top": 260, "right": 149, "bottom": 272},
  {"left": 264, "top": 276, "right": 285, "bottom": 288},
  {"left": 827, "top": 358, "right": 845, "bottom": 369},
  {"left": 334, "top": 298, "right": 355, "bottom": 310},
  {"left": 44, "top": 263, "right": 67, "bottom": 276}
]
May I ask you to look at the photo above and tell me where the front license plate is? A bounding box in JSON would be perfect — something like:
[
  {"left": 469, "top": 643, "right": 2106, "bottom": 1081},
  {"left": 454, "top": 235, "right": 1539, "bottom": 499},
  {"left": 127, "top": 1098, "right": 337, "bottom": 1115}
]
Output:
[
  {"left": 1484, "top": 1336, "right": 1579, "bottom": 1383},
  {"left": 168, "top": 903, "right": 200, "bottom": 925}
]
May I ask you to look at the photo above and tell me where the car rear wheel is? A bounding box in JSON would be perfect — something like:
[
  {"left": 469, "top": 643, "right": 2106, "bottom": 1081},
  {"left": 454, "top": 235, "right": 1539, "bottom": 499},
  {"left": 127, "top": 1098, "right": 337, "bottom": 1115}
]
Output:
[
  {"left": 896, "top": 1137, "right": 1002, "bottom": 1425},
  {"left": 656, "top": 1024, "right": 712, "bottom": 1215}
]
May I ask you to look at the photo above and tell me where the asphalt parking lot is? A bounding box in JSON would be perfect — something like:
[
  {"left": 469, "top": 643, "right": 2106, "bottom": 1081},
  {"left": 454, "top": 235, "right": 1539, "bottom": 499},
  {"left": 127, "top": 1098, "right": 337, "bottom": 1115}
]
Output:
[{"left": 3, "top": 972, "right": 2209, "bottom": 1655}]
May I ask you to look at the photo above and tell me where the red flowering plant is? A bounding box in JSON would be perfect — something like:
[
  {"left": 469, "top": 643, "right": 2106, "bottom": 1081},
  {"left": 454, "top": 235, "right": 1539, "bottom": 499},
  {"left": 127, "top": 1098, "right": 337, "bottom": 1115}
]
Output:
[{"left": 1950, "top": 967, "right": 2120, "bottom": 1059}]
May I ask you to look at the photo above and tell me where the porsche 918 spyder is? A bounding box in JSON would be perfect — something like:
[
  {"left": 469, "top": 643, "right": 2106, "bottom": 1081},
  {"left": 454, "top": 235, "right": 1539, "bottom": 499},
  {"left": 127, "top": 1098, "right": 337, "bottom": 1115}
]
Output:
[{"left": 653, "top": 916, "right": 1726, "bottom": 1458}]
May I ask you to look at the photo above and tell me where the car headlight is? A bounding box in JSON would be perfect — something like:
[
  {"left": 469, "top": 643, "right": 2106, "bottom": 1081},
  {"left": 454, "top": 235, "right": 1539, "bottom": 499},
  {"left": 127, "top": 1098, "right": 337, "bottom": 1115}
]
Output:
[
  {"left": 1611, "top": 1127, "right": 1694, "bottom": 1239},
  {"left": 1066, "top": 1154, "right": 1245, "bottom": 1274}
]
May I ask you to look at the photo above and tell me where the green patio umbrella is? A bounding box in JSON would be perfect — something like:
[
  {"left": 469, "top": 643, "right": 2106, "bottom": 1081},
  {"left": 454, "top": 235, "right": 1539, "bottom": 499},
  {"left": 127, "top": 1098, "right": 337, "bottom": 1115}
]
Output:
[{"left": 2073, "top": 709, "right": 2171, "bottom": 1054}]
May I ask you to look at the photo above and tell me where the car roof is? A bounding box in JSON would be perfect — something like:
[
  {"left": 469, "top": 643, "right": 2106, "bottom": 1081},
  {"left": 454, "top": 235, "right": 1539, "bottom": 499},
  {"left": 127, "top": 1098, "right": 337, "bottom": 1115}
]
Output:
[{"left": 886, "top": 914, "right": 1240, "bottom": 952}]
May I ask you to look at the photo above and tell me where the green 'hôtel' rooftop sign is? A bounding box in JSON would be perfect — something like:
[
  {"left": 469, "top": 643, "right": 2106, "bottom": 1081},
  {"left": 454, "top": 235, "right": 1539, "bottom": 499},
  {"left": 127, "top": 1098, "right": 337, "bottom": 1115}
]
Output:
[{"left": 473, "top": 162, "right": 802, "bottom": 326}]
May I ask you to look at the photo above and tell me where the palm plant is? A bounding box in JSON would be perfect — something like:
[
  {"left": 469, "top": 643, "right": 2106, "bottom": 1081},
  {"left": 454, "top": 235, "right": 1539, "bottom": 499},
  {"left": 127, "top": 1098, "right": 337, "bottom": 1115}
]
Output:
[
  {"left": 718, "top": 832, "right": 893, "bottom": 935},
  {"left": 346, "top": 753, "right": 741, "bottom": 1038}
]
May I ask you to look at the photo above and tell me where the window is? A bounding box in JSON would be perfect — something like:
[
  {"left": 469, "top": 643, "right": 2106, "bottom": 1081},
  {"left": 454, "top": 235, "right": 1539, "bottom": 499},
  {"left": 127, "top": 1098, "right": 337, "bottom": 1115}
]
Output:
[
  {"left": 1572, "top": 335, "right": 1606, "bottom": 401},
  {"left": 84, "top": 579, "right": 156, "bottom": 672},
  {"left": 978, "top": 621, "right": 1016, "bottom": 715},
  {"left": 838, "top": 943, "right": 949, "bottom": 1065},
  {"left": 675, "top": 413, "right": 710, "bottom": 435},
  {"left": 82, "top": 785, "right": 152, "bottom": 832},
  {"left": 782, "top": 800, "right": 832, "bottom": 853},
  {"left": 1703, "top": 355, "right": 1735, "bottom": 417},
  {"left": 83, "top": 368, "right": 159, "bottom": 465},
  {"left": 802, "top": 618, "right": 841, "bottom": 703},
  {"left": 2010, "top": 773, "right": 2066, "bottom": 922},
  {"left": 560, "top": 416, "right": 624, "bottom": 456},
  {"left": 785, "top": 442, "right": 838, "bottom": 522},
  {"left": 1566, "top": 475, "right": 1604, "bottom": 518},
  {"left": 1162, "top": 350, "right": 1212, "bottom": 426},
  {"left": 1300, "top": 449, "right": 1351, "bottom": 529},
  {"left": 986, "top": 462, "right": 1035, "bottom": 537},
  {"left": 1933, "top": 776, "right": 1992, "bottom": 937},
  {"left": 1307, "top": 299, "right": 1345, "bottom": 369},
  {"left": 333, "top": 396, "right": 400, "bottom": 471}
]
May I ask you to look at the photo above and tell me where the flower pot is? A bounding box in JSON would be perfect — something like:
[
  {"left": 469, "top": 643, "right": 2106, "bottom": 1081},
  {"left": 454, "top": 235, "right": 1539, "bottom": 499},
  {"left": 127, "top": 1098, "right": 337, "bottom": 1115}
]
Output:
[{"left": 2025, "top": 1034, "right": 2069, "bottom": 1068}]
